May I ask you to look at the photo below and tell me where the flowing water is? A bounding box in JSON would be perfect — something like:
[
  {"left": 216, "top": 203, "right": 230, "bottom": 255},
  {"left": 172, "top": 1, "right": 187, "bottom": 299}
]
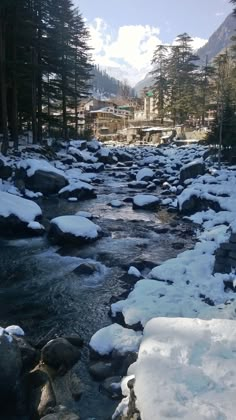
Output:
[{"left": 0, "top": 168, "right": 195, "bottom": 419}]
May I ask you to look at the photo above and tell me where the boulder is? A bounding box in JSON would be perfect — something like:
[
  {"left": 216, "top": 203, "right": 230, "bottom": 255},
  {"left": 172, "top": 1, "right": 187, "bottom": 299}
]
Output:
[
  {"left": 15, "top": 163, "right": 68, "bottom": 195},
  {"left": 0, "top": 191, "right": 42, "bottom": 237},
  {"left": 0, "top": 159, "right": 12, "bottom": 180},
  {"left": 180, "top": 160, "right": 205, "bottom": 183},
  {"left": 132, "top": 194, "right": 160, "bottom": 210},
  {"left": 58, "top": 181, "right": 96, "bottom": 200},
  {"left": 73, "top": 262, "right": 98, "bottom": 276},
  {"left": 0, "top": 332, "right": 22, "bottom": 397},
  {"left": 41, "top": 338, "right": 81, "bottom": 372},
  {"left": 49, "top": 216, "right": 102, "bottom": 246}
]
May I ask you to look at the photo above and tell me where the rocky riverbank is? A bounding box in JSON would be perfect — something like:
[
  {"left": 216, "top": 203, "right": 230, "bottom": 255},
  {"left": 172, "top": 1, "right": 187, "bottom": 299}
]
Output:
[{"left": 1, "top": 140, "right": 236, "bottom": 419}]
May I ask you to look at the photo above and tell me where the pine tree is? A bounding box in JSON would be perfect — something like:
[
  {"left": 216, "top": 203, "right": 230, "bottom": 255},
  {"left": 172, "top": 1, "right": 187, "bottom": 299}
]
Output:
[{"left": 151, "top": 45, "right": 169, "bottom": 124}]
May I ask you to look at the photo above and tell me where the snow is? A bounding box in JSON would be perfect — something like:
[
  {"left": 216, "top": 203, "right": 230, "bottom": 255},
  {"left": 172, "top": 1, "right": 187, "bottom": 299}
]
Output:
[
  {"left": 18, "top": 158, "right": 65, "bottom": 177},
  {"left": 59, "top": 180, "right": 94, "bottom": 194},
  {"left": 27, "top": 221, "right": 45, "bottom": 230},
  {"left": 89, "top": 323, "right": 142, "bottom": 356},
  {"left": 110, "top": 199, "right": 123, "bottom": 208},
  {"left": 128, "top": 318, "right": 236, "bottom": 420},
  {"left": 128, "top": 266, "right": 142, "bottom": 278},
  {"left": 50, "top": 215, "right": 101, "bottom": 239},
  {"left": 0, "top": 191, "right": 42, "bottom": 223},
  {"left": 133, "top": 194, "right": 159, "bottom": 207},
  {"left": 136, "top": 168, "right": 154, "bottom": 181},
  {"left": 5, "top": 325, "right": 25, "bottom": 336},
  {"left": 111, "top": 226, "right": 232, "bottom": 328}
]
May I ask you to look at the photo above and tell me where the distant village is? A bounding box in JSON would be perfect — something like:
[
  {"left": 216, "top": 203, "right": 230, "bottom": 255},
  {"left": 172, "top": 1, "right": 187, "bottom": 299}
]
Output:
[{"left": 75, "top": 91, "right": 215, "bottom": 145}]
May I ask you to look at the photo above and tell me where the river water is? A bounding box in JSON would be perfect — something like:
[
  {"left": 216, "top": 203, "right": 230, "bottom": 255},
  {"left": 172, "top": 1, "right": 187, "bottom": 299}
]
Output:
[{"left": 0, "top": 167, "right": 195, "bottom": 419}]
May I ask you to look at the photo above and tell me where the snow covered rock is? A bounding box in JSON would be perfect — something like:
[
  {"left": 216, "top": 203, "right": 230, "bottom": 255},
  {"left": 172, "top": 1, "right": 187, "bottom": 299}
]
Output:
[
  {"left": 89, "top": 324, "right": 142, "bottom": 357},
  {"left": 49, "top": 215, "right": 102, "bottom": 245},
  {"left": 0, "top": 191, "right": 42, "bottom": 237},
  {"left": 136, "top": 168, "right": 154, "bottom": 182},
  {"left": 132, "top": 194, "right": 160, "bottom": 210},
  {"left": 58, "top": 181, "right": 96, "bottom": 200},
  {"left": 15, "top": 159, "right": 68, "bottom": 194},
  {"left": 128, "top": 317, "right": 236, "bottom": 420},
  {"left": 180, "top": 159, "right": 205, "bottom": 183}
]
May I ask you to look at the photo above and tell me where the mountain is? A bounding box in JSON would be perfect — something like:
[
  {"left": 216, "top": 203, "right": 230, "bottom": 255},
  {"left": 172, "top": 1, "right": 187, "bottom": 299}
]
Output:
[
  {"left": 134, "top": 13, "right": 236, "bottom": 95},
  {"left": 197, "top": 13, "right": 235, "bottom": 64},
  {"left": 91, "top": 66, "right": 135, "bottom": 98}
]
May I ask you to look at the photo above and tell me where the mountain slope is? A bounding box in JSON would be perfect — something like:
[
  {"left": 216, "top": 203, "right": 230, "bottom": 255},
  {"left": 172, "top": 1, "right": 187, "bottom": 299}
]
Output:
[{"left": 197, "top": 13, "right": 235, "bottom": 64}]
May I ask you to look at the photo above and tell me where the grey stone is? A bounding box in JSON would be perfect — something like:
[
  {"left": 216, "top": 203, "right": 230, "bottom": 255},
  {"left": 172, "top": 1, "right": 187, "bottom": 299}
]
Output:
[
  {"left": 15, "top": 168, "right": 68, "bottom": 194},
  {"left": 41, "top": 338, "right": 81, "bottom": 372},
  {"left": 180, "top": 161, "right": 205, "bottom": 183},
  {"left": 89, "top": 361, "right": 115, "bottom": 380},
  {"left": 0, "top": 333, "right": 22, "bottom": 396}
]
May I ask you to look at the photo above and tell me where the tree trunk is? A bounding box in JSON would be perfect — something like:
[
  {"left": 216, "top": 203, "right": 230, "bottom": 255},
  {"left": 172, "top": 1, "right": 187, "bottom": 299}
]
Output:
[
  {"left": 32, "top": 46, "right": 37, "bottom": 144},
  {"left": 0, "top": 18, "right": 9, "bottom": 155},
  {"left": 62, "top": 56, "right": 68, "bottom": 141},
  {"left": 37, "top": 1, "right": 43, "bottom": 144},
  {"left": 11, "top": 17, "right": 18, "bottom": 149}
]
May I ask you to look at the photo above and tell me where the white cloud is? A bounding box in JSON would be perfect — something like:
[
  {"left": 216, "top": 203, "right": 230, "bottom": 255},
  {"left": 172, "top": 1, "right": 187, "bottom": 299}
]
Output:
[
  {"left": 88, "top": 18, "right": 161, "bottom": 85},
  {"left": 87, "top": 19, "right": 207, "bottom": 86},
  {"left": 191, "top": 37, "right": 207, "bottom": 51}
]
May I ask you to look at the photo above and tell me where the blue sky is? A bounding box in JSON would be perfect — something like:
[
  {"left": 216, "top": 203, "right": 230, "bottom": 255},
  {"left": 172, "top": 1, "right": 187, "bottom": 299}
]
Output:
[{"left": 75, "top": 0, "right": 234, "bottom": 85}]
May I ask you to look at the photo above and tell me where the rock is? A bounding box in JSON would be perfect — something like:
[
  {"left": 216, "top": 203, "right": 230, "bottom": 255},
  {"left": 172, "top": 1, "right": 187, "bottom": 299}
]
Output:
[
  {"left": 132, "top": 194, "right": 160, "bottom": 210},
  {"left": 14, "top": 335, "right": 39, "bottom": 371},
  {"left": 0, "top": 159, "right": 12, "bottom": 179},
  {"left": 63, "top": 335, "right": 84, "bottom": 348},
  {"left": 41, "top": 406, "right": 80, "bottom": 420},
  {"left": 15, "top": 167, "right": 68, "bottom": 195},
  {"left": 172, "top": 242, "right": 185, "bottom": 250},
  {"left": 100, "top": 376, "right": 122, "bottom": 399},
  {"left": 136, "top": 168, "right": 154, "bottom": 182},
  {"left": 0, "top": 191, "right": 42, "bottom": 237},
  {"left": 29, "top": 369, "right": 57, "bottom": 418},
  {"left": 180, "top": 160, "right": 205, "bottom": 183},
  {"left": 89, "top": 361, "right": 115, "bottom": 380},
  {"left": 179, "top": 195, "right": 222, "bottom": 215},
  {"left": 49, "top": 216, "right": 102, "bottom": 246},
  {"left": 59, "top": 182, "right": 96, "bottom": 200},
  {"left": 0, "top": 332, "right": 22, "bottom": 397},
  {"left": 41, "top": 338, "right": 81, "bottom": 372},
  {"left": 73, "top": 262, "right": 98, "bottom": 276}
]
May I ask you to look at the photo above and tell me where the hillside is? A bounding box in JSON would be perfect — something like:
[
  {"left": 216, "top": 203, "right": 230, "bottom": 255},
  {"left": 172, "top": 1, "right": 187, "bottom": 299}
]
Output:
[
  {"left": 91, "top": 66, "right": 135, "bottom": 98},
  {"left": 197, "top": 13, "right": 235, "bottom": 64}
]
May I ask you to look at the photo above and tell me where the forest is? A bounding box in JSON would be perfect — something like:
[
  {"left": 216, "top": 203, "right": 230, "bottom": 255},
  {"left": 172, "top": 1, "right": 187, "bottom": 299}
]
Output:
[{"left": 0, "top": 0, "right": 92, "bottom": 154}]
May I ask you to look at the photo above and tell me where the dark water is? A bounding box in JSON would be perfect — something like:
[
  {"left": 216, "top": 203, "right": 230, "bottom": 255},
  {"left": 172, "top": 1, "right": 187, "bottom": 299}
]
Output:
[{"left": 0, "top": 169, "right": 195, "bottom": 419}]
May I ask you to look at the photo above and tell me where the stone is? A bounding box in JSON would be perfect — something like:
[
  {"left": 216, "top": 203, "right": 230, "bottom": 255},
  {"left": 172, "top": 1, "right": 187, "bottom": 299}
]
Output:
[
  {"left": 180, "top": 161, "right": 205, "bottom": 184},
  {"left": 15, "top": 168, "right": 68, "bottom": 195},
  {"left": 100, "top": 376, "right": 122, "bottom": 400},
  {"left": 73, "top": 262, "right": 98, "bottom": 276},
  {"left": 89, "top": 361, "right": 115, "bottom": 380},
  {"left": 14, "top": 335, "right": 39, "bottom": 371},
  {"left": 0, "top": 333, "right": 22, "bottom": 397},
  {"left": 179, "top": 195, "right": 222, "bottom": 215},
  {"left": 41, "top": 406, "right": 80, "bottom": 420},
  {"left": 41, "top": 338, "right": 81, "bottom": 372},
  {"left": 28, "top": 369, "right": 56, "bottom": 418},
  {"left": 0, "top": 159, "right": 12, "bottom": 180},
  {"left": 230, "top": 233, "right": 236, "bottom": 243}
]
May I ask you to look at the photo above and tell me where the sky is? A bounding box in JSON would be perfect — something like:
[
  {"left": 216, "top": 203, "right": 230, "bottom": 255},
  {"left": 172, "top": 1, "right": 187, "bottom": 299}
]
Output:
[{"left": 75, "top": 0, "right": 233, "bottom": 86}]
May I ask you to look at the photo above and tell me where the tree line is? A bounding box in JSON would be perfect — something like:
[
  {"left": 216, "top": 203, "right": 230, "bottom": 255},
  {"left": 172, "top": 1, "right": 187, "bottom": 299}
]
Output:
[{"left": 0, "top": 0, "right": 92, "bottom": 154}]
